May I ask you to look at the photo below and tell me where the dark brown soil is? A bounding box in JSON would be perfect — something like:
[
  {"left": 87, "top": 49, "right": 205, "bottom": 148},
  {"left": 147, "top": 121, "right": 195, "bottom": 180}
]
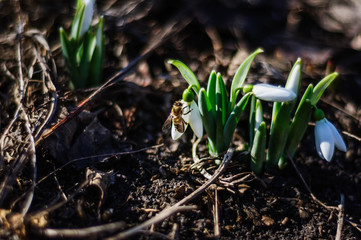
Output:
[{"left": 1, "top": 0, "right": 361, "bottom": 239}]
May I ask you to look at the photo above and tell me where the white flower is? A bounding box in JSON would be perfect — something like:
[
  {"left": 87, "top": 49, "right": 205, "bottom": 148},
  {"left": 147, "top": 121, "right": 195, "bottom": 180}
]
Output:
[
  {"left": 187, "top": 100, "right": 203, "bottom": 138},
  {"left": 314, "top": 118, "right": 347, "bottom": 161},
  {"left": 79, "top": 0, "right": 95, "bottom": 38},
  {"left": 171, "top": 100, "right": 203, "bottom": 140},
  {"left": 253, "top": 84, "right": 296, "bottom": 102}
]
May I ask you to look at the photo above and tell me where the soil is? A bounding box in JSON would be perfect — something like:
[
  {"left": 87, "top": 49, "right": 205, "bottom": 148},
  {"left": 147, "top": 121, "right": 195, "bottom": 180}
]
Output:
[{"left": 1, "top": 0, "right": 361, "bottom": 239}]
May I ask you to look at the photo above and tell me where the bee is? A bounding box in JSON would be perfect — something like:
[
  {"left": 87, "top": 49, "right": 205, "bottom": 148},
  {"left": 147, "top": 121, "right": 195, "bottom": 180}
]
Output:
[{"left": 162, "top": 101, "right": 191, "bottom": 134}]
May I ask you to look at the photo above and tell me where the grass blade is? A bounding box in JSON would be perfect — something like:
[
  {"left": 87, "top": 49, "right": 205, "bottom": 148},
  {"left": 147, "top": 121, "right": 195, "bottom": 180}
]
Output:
[
  {"left": 168, "top": 59, "right": 200, "bottom": 95},
  {"left": 230, "top": 48, "right": 263, "bottom": 109}
]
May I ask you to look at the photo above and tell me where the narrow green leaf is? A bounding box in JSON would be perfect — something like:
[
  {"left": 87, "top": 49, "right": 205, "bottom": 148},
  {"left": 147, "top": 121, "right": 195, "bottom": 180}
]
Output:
[
  {"left": 223, "top": 92, "right": 251, "bottom": 147},
  {"left": 59, "top": 28, "right": 71, "bottom": 62},
  {"left": 215, "top": 73, "right": 225, "bottom": 153},
  {"left": 199, "top": 88, "right": 216, "bottom": 142},
  {"left": 207, "top": 70, "right": 217, "bottom": 110},
  {"left": 230, "top": 48, "right": 263, "bottom": 109},
  {"left": 266, "top": 101, "right": 292, "bottom": 170},
  {"left": 90, "top": 16, "right": 105, "bottom": 86},
  {"left": 251, "top": 121, "right": 266, "bottom": 175},
  {"left": 284, "top": 84, "right": 314, "bottom": 159},
  {"left": 249, "top": 95, "right": 257, "bottom": 148},
  {"left": 90, "top": 45, "right": 102, "bottom": 86},
  {"left": 295, "top": 84, "right": 314, "bottom": 114},
  {"left": 207, "top": 137, "right": 218, "bottom": 157},
  {"left": 168, "top": 60, "right": 200, "bottom": 95},
  {"left": 218, "top": 73, "right": 229, "bottom": 125},
  {"left": 71, "top": 2, "right": 85, "bottom": 40},
  {"left": 311, "top": 72, "right": 338, "bottom": 105}
]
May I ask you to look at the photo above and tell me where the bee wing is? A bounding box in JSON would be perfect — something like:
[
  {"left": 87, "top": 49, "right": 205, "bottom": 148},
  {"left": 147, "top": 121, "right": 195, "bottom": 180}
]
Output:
[{"left": 162, "top": 114, "right": 173, "bottom": 132}]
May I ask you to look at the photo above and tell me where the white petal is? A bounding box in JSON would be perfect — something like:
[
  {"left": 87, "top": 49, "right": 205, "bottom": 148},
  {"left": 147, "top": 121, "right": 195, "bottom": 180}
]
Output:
[
  {"left": 325, "top": 119, "right": 347, "bottom": 152},
  {"left": 171, "top": 122, "right": 185, "bottom": 140},
  {"left": 188, "top": 101, "right": 203, "bottom": 138},
  {"left": 180, "top": 100, "right": 190, "bottom": 123},
  {"left": 315, "top": 119, "right": 334, "bottom": 161},
  {"left": 285, "top": 59, "right": 301, "bottom": 95},
  {"left": 79, "top": 0, "right": 95, "bottom": 37},
  {"left": 253, "top": 84, "right": 296, "bottom": 102}
]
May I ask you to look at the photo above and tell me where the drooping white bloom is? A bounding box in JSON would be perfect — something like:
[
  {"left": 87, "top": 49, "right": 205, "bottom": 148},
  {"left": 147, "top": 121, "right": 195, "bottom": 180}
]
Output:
[
  {"left": 314, "top": 118, "right": 347, "bottom": 161},
  {"left": 171, "top": 100, "right": 203, "bottom": 140},
  {"left": 253, "top": 84, "right": 296, "bottom": 102},
  {"left": 79, "top": 0, "right": 95, "bottom": 38},
  {"left": 171, "top": 121, "right": 185, "bottom": 140},
  {"left": 187, "top": 100, "right": 203, "bottom": 138}
]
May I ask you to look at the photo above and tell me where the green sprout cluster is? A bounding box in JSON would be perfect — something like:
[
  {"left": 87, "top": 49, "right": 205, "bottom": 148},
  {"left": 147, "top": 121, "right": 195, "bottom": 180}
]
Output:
[
  {"left": 59, "top": 0, "right": 104, "bottom": 89},
  {"left": 168, "top": 49, "right": 263, "bottom": 156},
  {"left": 168, "top": 49, "right": 344, "bottom": 174}
]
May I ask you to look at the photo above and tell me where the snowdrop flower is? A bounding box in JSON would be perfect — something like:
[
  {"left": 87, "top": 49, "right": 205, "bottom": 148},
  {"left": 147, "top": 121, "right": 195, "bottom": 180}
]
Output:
[
  {"left": 168, "top": 87, "right": 203, "bottom": 140},
  {"left": 79, "top": 0, "right": 95, "bottom": 38},
  {"left": 314, "top": 109, "right": 347, "bottom": 162},
  {"left": 170, "top": 100, "right": 203, "bottom": 140},
  {"left": 252, "top": 84, "right": 296, "bottom": 102}
]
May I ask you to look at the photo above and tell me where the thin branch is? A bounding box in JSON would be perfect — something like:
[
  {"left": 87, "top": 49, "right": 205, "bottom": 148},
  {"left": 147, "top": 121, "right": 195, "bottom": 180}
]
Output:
[
  {"left": 213, "top": 188, "right": 220, "bottom": 239},
  {"left": 33, "top": 206, "right": 195, "bottom": 239},
  {"left": 288, "top": 154, "right": 337, "bottom": 210},
  {"left": 335, "top": 194, "right": 344, "bottom": 240},
  {"left": 192, "top": 137, "right": 212, "bottom": 179},
  {"left": 0, "top": 20, "right": 37, "bottom": 211}
]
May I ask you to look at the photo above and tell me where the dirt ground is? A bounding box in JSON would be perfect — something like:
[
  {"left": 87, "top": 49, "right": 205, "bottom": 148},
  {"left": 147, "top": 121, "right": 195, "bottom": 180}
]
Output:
[{"left": 0, "top": 0, "right": 361, "bottom": 239}]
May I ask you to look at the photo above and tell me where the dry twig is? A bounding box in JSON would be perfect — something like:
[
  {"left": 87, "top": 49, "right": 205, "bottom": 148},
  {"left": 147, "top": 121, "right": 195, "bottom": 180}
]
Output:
[
  {"left": 213, "top": 188, "right": 220, "bottom": 239},
  {"left": 335, "top": 194, "right": 345, "bottom": 240}
]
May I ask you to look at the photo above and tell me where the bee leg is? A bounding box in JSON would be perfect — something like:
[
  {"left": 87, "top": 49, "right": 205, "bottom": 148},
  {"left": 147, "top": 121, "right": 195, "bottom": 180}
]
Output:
[{"left": 183, "top": 108, "right": 193, "bottom": 115}]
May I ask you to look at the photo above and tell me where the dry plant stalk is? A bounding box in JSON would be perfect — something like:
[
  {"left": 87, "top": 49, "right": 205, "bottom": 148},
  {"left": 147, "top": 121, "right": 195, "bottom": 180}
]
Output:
[{"left": 0, "top": 24, "right": 58, "bottom": 216}]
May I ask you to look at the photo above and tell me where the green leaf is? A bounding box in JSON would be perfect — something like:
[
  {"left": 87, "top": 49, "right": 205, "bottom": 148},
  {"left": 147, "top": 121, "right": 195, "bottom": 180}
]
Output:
[
  {"left": 218, "top": 73, "right": 230, "bottom": 125},
  {"left": 199, "top": 88, "right": 216, "bottom": 142},
  {"left": 266, "top": 101, "right": 292, "bottom": 170},
  {"left": 168, "top": 60, "right": 200, "bottom": 95},
  {"left": 89, "top": 16, "right": 105, "bottom": 87},
  {"left": 230, "top": 48, "right": 263, "bottom": 109},
  {"left": 71, "top": 1, "right": 86, "bottom": 40},
  {"left": 249, "top": 95, "right": 257, "bottom": 148},
  {"left": 311, "top": 72, "right": 338, "bottom": 105},
  {"left": 284, "top": 84, "right": 314, "bottom": 159},
  {"left": 251, "top": 121, "right": 266, "bottom": 175},
  {"left": 223, "top": 92, "right": 251, "bottom": 147},
  {"left": 90, "top": 45, "right": 102, "bottom": 86},
  {"left": 80, "top": 32, "right": 96, "bottom": 79},
  {"left": 59, "top": 28, "right": 71, "bottom": 62},
  {"left": 295, "top": 84, "right": 313, "bottom": 114},
  {"left": 215, "top": 73, "right": 225, "bottom": 153},
  {"left": 207, "top": 70, "right": 217, "bottom": 110}
]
